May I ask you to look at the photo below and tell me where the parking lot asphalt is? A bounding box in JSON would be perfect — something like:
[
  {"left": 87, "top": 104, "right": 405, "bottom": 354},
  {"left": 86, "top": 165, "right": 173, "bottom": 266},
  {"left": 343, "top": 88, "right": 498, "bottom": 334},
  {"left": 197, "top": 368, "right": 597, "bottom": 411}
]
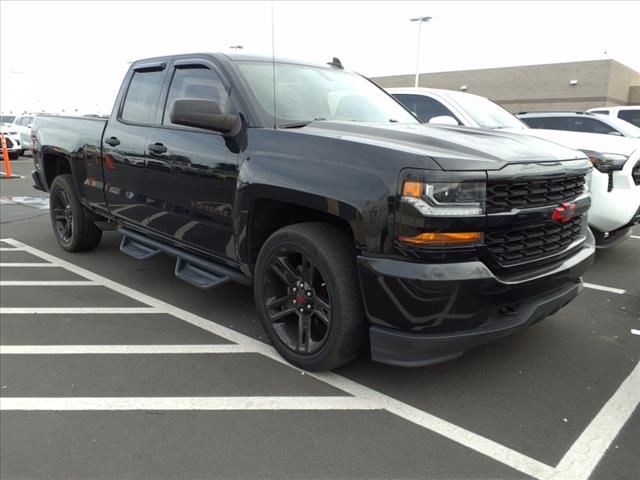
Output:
[{"left": 1, "top": 157, "right": 639, "bottom": 480}]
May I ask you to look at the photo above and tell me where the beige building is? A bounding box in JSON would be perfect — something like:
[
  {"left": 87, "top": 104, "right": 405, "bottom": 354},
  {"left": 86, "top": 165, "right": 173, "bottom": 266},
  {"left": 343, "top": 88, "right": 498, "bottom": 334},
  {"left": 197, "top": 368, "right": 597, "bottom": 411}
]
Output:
[{"left": 372, "top": 59, "right": 640, "bottom": 113}]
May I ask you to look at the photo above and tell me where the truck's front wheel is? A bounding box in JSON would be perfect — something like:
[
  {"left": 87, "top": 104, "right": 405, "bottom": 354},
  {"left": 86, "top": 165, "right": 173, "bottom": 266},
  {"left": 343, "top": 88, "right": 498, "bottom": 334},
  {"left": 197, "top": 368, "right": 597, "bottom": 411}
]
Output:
[
  {"left": 49, "top": 174, "right": 102, "bottom": 252},
  {"left": 254, "top": 223, "right": 365, "bottom": 371}
]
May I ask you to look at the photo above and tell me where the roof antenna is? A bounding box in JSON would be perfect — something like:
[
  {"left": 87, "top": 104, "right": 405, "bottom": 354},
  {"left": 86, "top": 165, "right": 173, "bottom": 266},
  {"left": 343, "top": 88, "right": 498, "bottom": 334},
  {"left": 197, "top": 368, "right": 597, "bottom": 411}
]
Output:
[
  {"left": 271, "top": 1, "right": 277, "bottom": 129},
  {"left": 327, "top": 57, "right": 343, "bottom": 69}
]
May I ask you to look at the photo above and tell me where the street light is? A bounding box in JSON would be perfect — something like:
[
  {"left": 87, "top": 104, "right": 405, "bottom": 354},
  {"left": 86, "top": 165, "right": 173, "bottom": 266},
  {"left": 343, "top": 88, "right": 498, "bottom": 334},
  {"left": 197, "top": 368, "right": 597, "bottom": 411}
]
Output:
[{"left": 410, "top": 16, "right": 432, "bottom": 88}]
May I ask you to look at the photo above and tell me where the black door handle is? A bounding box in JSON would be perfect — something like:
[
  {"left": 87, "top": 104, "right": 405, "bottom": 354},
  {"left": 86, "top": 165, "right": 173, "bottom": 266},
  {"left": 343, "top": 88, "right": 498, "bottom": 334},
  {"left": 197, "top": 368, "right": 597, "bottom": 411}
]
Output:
[
  {"left": 148, "top": 143, "right": 167, "bottom": 154},
  {"left": 105, "top": 136, "right": 120, "bottom": 147}
]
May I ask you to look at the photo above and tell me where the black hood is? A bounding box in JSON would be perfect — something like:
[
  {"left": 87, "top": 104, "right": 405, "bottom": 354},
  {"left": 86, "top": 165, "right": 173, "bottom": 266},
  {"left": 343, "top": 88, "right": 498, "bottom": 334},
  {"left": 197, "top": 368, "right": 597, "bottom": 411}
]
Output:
[{"left": 300, "top": 121, "right": 585, "bottom": 171}]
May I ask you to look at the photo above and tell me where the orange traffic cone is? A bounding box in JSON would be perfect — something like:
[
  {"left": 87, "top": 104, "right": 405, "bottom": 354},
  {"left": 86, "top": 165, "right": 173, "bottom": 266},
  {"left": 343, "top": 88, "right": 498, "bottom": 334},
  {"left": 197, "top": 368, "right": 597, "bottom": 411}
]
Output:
[{"left": 1, "top": 133, "right": 19, "bottom": 179}]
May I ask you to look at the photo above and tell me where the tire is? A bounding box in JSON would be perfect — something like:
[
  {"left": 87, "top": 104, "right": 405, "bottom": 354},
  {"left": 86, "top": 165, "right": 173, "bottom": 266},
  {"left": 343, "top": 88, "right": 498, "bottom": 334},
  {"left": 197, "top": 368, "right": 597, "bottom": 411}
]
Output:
[
  {"left": 49, "top": 174, "right": 102, "bottom": 252},
  {"left": 254, "top": 222, "right": 365, "bottom": 370},
  {"left": 8, "top": 152, "right": 19, "bottom": 160}
]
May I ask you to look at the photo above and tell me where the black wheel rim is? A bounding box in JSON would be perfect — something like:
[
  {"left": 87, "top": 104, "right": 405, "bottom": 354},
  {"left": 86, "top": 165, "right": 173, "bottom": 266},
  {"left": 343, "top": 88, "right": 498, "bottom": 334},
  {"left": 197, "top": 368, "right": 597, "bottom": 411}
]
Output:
[
  {"left": 52, "top": 189, "right": 73, "bottom": 242},
  {"left": 263, "top": 248, "right": 332, "bottom": 355}
]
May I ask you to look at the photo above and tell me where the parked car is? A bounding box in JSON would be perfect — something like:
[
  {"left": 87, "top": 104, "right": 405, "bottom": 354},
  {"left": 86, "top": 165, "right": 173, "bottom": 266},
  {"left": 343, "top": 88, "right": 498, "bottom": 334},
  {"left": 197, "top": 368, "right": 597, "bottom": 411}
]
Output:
[
  {"left": 0, "top": 125, "right": 23, "bottom": 159},
  {"left": 11, "top": 114, "right": 36, "bottom": 153},
  {"left": 31, "top": 53, "right": 595, "bottom": 370},
  {"left": 517, "top": 111, "right": 640, "bottom": 138},
  {"left": 0, "top": 115, "right": 16, "bottom": 127},
  {"left": 588, "top": 105, "right": 640, "bottom": 128},
  {"left": 389, "top": 88, "right": 640, "bottom": 248}
]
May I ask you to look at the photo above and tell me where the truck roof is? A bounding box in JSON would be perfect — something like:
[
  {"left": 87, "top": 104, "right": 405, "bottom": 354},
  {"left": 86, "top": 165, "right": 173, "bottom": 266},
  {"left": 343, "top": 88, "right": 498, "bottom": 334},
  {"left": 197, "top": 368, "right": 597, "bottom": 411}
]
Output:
[{"left": 131, "top": 52, "right": 340, "bottom": 71}]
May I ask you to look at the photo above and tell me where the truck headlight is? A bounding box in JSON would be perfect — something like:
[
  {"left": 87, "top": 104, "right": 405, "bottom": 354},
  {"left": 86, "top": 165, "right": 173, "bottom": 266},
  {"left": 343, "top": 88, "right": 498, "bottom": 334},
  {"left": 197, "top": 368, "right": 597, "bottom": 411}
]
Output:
[
  {"left": 401, "top": 181, "right": 485, "bottom": 216},
  {"left": 581, "top": 151, "right": 628, "bottom": 173}
]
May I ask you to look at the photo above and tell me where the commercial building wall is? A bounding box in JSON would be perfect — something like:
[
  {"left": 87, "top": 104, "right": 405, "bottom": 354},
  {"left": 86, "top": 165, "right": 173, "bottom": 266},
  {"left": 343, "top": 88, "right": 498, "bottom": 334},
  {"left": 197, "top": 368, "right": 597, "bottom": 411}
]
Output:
[{"left": 372, "top": 60, "right": 640, "bottom": 113}]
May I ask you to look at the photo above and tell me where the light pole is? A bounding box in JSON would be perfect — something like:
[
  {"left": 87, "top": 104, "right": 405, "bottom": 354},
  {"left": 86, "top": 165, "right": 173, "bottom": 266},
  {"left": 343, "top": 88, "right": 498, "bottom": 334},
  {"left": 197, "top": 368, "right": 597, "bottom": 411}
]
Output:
[{"left": 410, "top": 16, "right": 432, "bottom": 88}]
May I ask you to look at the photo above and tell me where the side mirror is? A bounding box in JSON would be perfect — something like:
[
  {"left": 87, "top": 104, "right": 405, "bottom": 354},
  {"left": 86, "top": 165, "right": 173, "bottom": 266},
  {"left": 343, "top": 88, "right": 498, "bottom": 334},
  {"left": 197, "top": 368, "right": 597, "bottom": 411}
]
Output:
[
  {"left": 170, "top": 99, "right": 241, "bottom": 136},
  {"left": 428, "top": 115, "right": 459, "bottom": 126}
]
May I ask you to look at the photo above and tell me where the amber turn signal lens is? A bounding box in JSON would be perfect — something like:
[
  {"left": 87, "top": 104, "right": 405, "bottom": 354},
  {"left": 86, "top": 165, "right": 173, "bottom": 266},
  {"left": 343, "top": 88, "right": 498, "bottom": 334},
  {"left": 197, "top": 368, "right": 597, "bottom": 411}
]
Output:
[
  {"left": 398, "top": 232, "right": 482, "bottom": 245},
  {"left": 402, "top": 181, "right": 423, "bottom": 198}
]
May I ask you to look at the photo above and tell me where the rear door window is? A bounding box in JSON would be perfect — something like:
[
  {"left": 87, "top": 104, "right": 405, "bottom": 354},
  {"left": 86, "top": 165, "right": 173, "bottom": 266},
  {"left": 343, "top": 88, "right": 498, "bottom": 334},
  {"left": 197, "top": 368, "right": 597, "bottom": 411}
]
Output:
[
  {"left": 121, "top": 69, "right": 165, "bottom": 124},
  {"left": 520, "top": 116, "right": 569, "bottom": 130}
]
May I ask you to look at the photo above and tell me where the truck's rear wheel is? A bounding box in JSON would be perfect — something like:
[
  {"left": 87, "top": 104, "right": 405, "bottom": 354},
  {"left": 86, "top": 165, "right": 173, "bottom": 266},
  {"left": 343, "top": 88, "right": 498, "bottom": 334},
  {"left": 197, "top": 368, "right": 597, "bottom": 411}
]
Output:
[
  {"left": 254, "top": 222, "right": 365, "bottom": 371},
  {"left": 49, "top": 174, "right": 102, "bottom": 252}
]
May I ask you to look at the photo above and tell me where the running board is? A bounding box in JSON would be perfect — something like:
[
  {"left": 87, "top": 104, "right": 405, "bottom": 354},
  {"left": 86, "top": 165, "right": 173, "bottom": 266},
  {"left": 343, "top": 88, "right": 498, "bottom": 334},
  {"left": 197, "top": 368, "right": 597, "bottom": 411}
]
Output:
[
  {"left": 175, "top": 258, "right": 229, "bottom": 289},
  {"left": 120, "top": 236, "right": 161, "bottom": 260},
  {"left": 118, "top": 228, "right": 251, "bottom": 287}
]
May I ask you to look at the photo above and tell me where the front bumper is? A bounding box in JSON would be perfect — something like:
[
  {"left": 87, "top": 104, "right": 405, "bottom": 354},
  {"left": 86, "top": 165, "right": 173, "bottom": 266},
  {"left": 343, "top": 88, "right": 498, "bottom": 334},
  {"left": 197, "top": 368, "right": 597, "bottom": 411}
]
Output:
[{"left": 358, "top": 231, "right": 595, "bottom": 367}]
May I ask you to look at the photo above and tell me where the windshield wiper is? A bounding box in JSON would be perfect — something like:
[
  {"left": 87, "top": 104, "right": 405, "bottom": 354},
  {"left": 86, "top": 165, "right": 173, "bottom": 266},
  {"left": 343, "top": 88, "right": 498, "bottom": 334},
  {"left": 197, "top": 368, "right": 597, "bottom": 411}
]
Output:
[{"left": 279, "top": 118, "right": 326, "bottom": 129}]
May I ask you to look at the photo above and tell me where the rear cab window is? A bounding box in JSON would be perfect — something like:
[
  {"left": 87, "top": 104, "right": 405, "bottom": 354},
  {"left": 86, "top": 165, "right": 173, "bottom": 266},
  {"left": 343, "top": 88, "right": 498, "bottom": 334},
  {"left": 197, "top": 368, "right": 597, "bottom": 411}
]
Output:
[{"left": 120, "top": 69, "right": 165, "bottom": 124}]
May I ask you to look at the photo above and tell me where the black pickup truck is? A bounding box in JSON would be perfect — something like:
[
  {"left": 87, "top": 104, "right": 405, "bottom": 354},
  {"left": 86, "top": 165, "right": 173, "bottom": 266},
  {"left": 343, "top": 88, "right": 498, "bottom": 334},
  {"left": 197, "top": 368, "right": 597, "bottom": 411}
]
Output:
[{"left": 32, "top": 53, "right": 595, "bottom": 370}]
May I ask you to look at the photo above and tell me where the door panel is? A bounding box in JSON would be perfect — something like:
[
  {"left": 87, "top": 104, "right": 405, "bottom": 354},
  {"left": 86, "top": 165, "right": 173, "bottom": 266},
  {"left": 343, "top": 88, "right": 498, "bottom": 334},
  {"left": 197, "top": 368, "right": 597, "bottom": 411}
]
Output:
[
  {"left": 143, "top": 61, "right": 239, "bottom": 259},
  {"left": 143, "top": 129, "right": 238, "bottom": 257},
  {"left": 102, "top": 122, "right": 150, "bottom": 225}
]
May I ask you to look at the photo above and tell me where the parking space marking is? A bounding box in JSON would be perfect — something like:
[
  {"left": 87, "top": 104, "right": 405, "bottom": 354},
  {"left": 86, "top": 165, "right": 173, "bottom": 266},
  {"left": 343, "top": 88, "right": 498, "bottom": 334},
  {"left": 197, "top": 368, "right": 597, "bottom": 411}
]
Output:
[
  {"left": 549, "top": 362, "right": 640, "bottom": 480},
  {"left": 0, "top": 237, "right": 556, "bottom": 480},
  {"left": 0, "top": 396, "right": 377, "bottom": 411},
  {"left": 631, "top": 329, "right": 640, "bottom": 336},
  {"left": 0, "top": 345, "right": 252, "bottom": 354},
  {"left": 0, "top": 263, "right": 56, "bottom": 267},
  {"left": 0, "top": 307, "right": 159, "bottom": 314},
  {"left": 630, "top": 235, "right": 640, "bottom": 239},
  {"left": 583, "top": 282, "right": 626, "bottom": 295},
  {"left": 0, "top": 281, "right": 98, "bottom": 286},
  {"left": 0, "top": 247, "right": 24, "bottom": 251}
]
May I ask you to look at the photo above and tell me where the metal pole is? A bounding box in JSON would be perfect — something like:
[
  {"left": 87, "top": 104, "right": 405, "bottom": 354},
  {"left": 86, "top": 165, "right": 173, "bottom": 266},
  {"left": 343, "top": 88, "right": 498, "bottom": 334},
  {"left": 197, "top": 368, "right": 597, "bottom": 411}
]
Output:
[{"left": 414, "top": 21, "right": 422, "bottom": 88}]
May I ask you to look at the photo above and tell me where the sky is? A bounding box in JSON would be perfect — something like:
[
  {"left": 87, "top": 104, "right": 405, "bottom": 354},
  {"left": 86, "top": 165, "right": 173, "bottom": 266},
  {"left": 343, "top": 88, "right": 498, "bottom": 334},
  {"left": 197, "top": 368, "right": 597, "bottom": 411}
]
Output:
[{"left": 1, "top": 0, "right": 639, "bottom": 115}]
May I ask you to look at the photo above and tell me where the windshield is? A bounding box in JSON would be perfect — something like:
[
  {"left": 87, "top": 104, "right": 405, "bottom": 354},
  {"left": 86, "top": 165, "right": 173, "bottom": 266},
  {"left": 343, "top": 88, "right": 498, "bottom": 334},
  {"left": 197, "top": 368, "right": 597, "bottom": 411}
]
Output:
[
  {"left": 448, "top": 92, "right": 526, "bottom": 129},
  {"left": 236, "top": 62, "right": 417, "bottom": 127}
]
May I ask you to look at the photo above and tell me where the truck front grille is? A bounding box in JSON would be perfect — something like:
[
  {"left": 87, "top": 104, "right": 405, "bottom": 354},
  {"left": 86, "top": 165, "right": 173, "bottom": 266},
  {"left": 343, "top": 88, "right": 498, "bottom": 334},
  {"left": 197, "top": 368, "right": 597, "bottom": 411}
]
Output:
[
  {"left": 485, "top": 216, "right": 583, "bottom": 265},
  {"left": 486, "top": 174, "right": 586, "bottom": 213}
]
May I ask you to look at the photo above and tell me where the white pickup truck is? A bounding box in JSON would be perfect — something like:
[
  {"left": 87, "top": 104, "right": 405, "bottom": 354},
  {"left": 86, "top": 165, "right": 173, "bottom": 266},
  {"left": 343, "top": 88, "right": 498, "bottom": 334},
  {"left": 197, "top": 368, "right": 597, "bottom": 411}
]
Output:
[{"left": 389, "top": 88, "right": 640, "bottom": 248}]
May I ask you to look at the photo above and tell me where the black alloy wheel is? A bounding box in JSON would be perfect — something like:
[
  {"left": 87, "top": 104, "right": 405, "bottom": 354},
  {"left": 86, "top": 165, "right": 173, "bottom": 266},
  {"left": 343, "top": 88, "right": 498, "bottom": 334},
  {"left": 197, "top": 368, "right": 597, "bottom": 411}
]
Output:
[
  {"left": 48, "top": 174, "right": 102, "bottom": 252},
  {"left": 254, "top": 222, "right": 365, "bottom": 371},
  {"left": 51, "top": 188, "right": 74, "bottom": 243},
  {"left": 264, "top": 249, "right": 332, "bottom": 355}
]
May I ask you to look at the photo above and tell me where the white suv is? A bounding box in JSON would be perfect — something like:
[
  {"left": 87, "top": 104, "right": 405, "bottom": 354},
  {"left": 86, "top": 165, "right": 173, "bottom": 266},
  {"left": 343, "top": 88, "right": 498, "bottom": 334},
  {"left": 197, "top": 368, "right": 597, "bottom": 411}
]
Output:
[
  {"left": 389, "top": 88, "right": 640, "bottom": 248},
  {"left": 588, "top": 106, "right": 640, "bottom": 128},
  {"left": 11, "top": 114, "right": 36, "bottom": 153}
]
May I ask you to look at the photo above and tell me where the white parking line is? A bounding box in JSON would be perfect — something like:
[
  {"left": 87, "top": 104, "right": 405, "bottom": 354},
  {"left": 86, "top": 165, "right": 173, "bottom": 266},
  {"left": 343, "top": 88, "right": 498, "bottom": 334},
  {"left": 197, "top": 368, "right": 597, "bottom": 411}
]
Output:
[
  {"left": 583, "top": 282, "right": 626, "bottom": 295},
  {"left": 0, "top": 247, "right": 24, "bottom": 251},
  {"left": 0, "top": 307, "right": 159, "bottom": 314},
  {"left": 631, "top": 329, "right": 640, "bottom": 336},
  {"left": 0, "top": 281, "right": 98, "bottom": 286},
  {"left": 0, "top": 345, "right": 253, "bottom": 354},
  {"left": 0, "top": 237, "right": 556, "bottom": 480},
  {"left": 0, "top": 396, "right": 377, "bottom": 411},
  {"left": 630, "top": 235, "right": 640, "bottom": 239},
  {"left": 549, "top": 362, "right": 640, "bottom": 480},
  {"left": 0, "top": 263, "right": 56, "bottom": 267}
]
